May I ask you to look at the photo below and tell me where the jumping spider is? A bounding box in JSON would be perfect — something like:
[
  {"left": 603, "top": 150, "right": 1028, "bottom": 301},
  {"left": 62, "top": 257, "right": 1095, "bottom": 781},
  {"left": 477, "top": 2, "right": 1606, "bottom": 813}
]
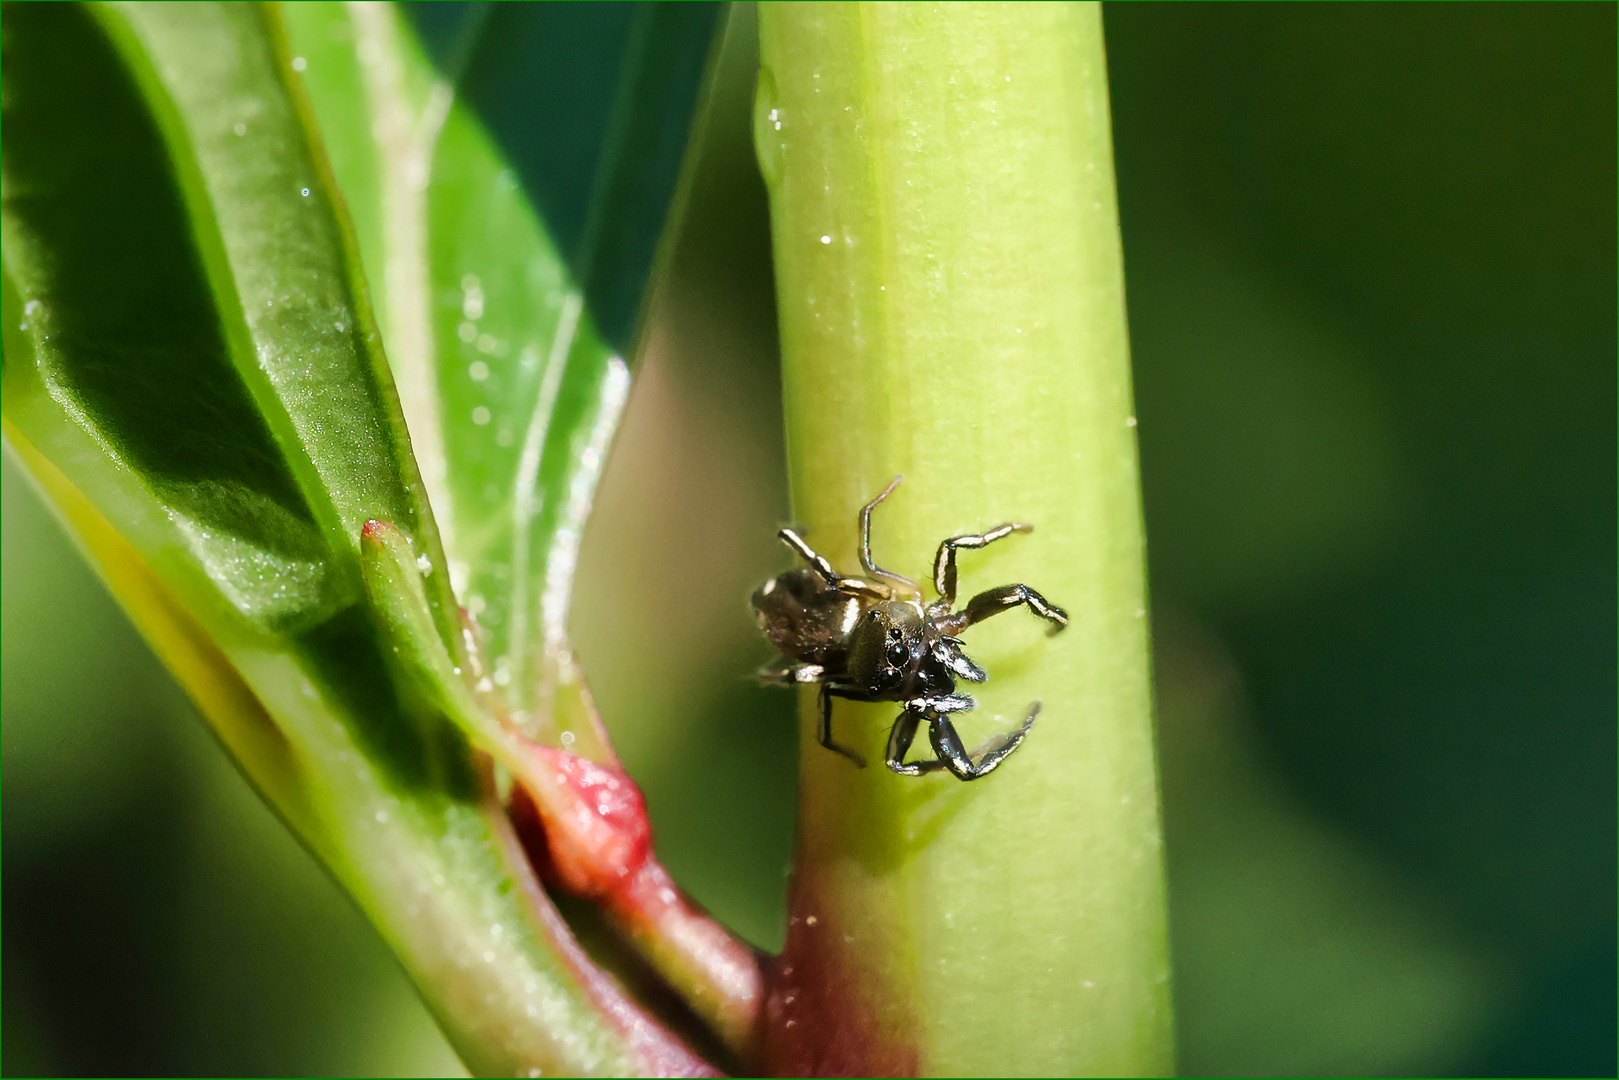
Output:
[{"left": 753, "top": 477, "right": 1068, "bottom": 781}]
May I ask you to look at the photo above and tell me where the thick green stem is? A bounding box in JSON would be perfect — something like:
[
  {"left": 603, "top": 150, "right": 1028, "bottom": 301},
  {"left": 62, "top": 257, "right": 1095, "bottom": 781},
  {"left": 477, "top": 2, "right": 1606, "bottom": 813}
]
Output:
[{"left": 755, "top": 3, "right": 1172, "bottom": 1074}]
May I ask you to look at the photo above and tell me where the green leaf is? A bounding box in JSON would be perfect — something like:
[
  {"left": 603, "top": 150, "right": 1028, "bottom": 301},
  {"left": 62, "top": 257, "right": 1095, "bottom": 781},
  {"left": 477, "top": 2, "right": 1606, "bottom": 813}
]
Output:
[
  {"left": 2, "top": 1, "right": 723, "bottom": 1073},
  {"left": 283, "top": 2, "right": 720, "bottom": 732}
]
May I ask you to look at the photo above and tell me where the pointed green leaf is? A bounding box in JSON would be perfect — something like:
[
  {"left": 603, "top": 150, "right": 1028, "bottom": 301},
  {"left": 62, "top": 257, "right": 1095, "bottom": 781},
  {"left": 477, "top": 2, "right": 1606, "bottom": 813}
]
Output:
[
  {"left": 283, "top": 2, "right": 721, "bottom": 731},
  {"left": 1, "top": 3, "right": 721, "bottom": 1073}
]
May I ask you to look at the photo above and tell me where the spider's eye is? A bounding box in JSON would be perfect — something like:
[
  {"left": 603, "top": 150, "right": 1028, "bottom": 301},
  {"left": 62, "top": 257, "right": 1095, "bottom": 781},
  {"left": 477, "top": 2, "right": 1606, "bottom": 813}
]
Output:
[{"left": 885, "top": 642, "right": 910, "bottom": 668}]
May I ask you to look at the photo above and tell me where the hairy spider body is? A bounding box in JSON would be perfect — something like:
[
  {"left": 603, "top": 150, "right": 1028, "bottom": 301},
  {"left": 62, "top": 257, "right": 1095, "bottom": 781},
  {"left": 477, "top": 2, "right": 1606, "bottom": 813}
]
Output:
[{"left": 753, "top": 477, "right": 1068, "bottom": 781}]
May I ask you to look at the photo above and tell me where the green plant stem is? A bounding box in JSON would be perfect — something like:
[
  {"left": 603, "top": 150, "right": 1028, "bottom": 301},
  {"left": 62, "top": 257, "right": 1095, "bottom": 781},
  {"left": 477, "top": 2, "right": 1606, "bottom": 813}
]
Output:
[{"left": 755, "top": 3, "right": 1173, "bottom": 1074}]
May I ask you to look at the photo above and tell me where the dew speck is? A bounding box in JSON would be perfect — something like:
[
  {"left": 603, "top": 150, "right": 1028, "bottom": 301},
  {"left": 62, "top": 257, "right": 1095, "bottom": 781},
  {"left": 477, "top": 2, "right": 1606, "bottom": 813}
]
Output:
[
  {"left": 482, "top": 950, "right": 495, "bottom": 963},
  {"left": 458, "top": 321, "right": 477, "bottom": 342},
  {"left": 233, "top": 122, "right": 247, "bottom": 137},
  {"left": 560, "top": 730, "right": 576, "bottom": 747},
  {"left": 291, "top": 56, "right": 307, "bottom": 72},
  {"left": 477, "top": 334, "right": 498, "bottom": 354},
  {"left": 468, "top": 360, "right": 490, "bottom": 381},
  {"left": 495, "top": 428, "right": 514, "bottom": 448},
  {"left": 1125, "top": 415, "right": 1137, "bottom": 427},
  {"left": 300, "top": 187, "right": 310, "bottom": 197},
  {"left": 375, "top": 809, "right": 389, "bottom": 823},
  {"left": 334, "top": 321, "right": 345, "bottom": 332},
  {"left": 472, "top": 406, "right": 492, "bottom": 426},
  {"left": 820, "top": 235, "right": 832, "bottom": 244},
  {"left": 416, "top": 554, "right": 432, "bottom": 574}
]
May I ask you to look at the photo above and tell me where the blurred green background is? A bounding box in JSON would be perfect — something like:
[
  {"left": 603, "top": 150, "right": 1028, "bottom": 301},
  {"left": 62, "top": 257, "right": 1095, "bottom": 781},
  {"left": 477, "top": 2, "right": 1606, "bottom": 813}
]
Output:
[{"left": 3, "top": 3, "right": 1611, "bottom": 1076}]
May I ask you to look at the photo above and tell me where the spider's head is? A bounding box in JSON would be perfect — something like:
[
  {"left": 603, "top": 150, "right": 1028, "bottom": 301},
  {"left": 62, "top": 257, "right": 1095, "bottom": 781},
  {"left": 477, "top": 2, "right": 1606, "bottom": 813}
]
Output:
[{"left": 845, "top": 600, "right": 932, "bottom": 697}]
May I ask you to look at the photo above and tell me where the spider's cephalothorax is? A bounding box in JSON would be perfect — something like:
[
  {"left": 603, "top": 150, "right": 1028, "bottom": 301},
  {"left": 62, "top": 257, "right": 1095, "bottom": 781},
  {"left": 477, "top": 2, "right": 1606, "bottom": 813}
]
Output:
[{"left": 752, "top": 477, "right": 1068, "bottom": 781}]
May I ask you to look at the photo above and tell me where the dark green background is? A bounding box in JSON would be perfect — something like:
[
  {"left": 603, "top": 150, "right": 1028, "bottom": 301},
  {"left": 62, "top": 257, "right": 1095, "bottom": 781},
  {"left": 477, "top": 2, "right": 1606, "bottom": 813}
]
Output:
[{"left": 4, "top": 4, "right": 1611, "bottom": 1075}]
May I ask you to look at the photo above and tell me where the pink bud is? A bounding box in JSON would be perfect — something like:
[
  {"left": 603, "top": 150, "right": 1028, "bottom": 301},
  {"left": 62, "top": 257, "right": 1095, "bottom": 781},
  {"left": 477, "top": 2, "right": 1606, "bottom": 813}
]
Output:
[{"left": 511, "top": 746, "right": 651, "bottom": 900}]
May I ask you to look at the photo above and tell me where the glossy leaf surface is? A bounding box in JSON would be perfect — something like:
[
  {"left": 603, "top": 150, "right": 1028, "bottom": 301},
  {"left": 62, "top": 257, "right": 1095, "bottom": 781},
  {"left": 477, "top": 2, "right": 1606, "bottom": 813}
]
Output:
[
  {"left": 2, "top": 1, "right": 722, "bottom": 1073},
  {"left": 284, "top": 2, "right": 718, "bottom": 732}
]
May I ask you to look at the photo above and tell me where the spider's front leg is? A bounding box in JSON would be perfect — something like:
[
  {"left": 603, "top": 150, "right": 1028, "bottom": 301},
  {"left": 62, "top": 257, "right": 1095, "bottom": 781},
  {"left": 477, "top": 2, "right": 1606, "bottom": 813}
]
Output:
[
  {"left": 885, "top": 707, "right": 947, "bottom": 776},
  {"left": 931, "top": 522, "right": 1032, "bottom": 607},
  {"left": 939, "top": 582, "right": 1069, "bottom": 637},
  {"left": 857, "top": 476, "right": 920, "bottom": 593},
  {"left": 888, "top": 699, "right": 1040, "bottom": 781}
]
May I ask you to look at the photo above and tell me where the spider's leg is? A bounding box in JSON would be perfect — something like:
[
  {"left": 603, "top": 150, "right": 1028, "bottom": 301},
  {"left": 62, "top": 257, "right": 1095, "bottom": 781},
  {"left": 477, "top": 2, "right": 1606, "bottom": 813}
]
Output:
[
  {"left": 933, "top": 636, "right": 988, "bottom": 683},
  {"left": 939, "top": 582, "right": 1068, "bottom": 637},
  {"left": 780, "top": 527, "right": 889, "bottom": 600},
  {"left": 885, "top": 705, "right": 948, "bottom": 776},
  {"left": 928, "top": 701, "right": 1041, "bottom": 781},
  {"left": 818, "top": 684, "right": 867, "bottom": 768},
  {"left": 931, "top": 523, "right": 1032, "bottom": 606},
  {"left": 885, "top": 695, "right": 975, "bottom": 776},
  {"left": 778, "top": 528, "right": 840, "bottom": 586},
  {"left": 858, "top": 476, "right": 920, "bottom": 592},
  {"left": 913, "top": 693, "right": 975, "bottom": 714},
  {"left": 757, "top": 659, "right": 825, "bottom": 686}
]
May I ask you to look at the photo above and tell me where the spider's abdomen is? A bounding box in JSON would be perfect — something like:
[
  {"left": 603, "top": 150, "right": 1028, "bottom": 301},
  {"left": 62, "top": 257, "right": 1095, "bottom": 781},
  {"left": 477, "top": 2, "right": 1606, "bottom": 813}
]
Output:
[{"left": 752, "top": 569, "right": 862, "bottom": 667}]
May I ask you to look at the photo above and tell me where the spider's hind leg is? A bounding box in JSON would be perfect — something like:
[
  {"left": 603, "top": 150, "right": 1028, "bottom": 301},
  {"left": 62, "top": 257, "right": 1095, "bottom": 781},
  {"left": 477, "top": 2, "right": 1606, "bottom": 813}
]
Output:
[
  {"left": 757, "top": 659, "right": 824, "bottom": 686},
  {"left": 777, "top": 528, "right": 841, "bottom": 586}
]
